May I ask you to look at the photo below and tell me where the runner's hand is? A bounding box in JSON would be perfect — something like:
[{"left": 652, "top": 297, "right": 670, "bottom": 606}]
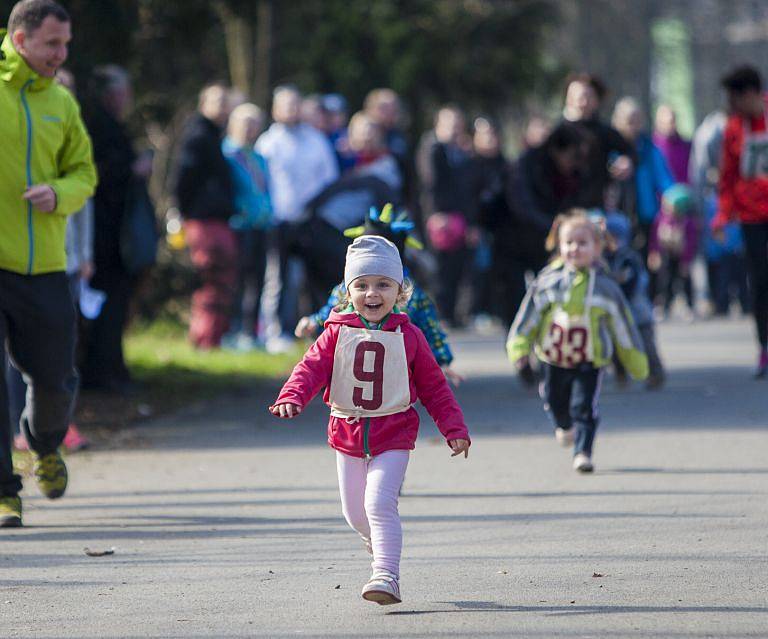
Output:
[
  {"left": 294, "top": 317, "right": 318, "bottom": 339},
  {"left": 23, "top": 185, "right": 57, "bottom": 212},
  {"left": 514, "top": 356, "right": 529, "bottom": 370},
  {"left": 269, "top": 403, "right": 302, "bottom": 419},
  {"left": 442, "top": 365, "right": 465, "bottom": 387},
  {"left": 449, "top": 439, "right": 470, "bottom": 458}
]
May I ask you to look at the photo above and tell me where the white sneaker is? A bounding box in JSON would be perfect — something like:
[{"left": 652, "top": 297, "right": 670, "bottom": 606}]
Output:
[
  {"left": 361, "top": 571, "right": 402, "bottom": 605},
  {"left": 555, "top": 427, "right": 574, "bottom": 447},
  {"left": 573, "top": 453, "right": 594, "bottom": 473}
]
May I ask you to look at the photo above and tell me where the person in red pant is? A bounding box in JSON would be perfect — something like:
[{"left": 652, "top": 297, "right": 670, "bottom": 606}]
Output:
[{"left": 713, "top": 66, "right": 768, "bottom": 378}]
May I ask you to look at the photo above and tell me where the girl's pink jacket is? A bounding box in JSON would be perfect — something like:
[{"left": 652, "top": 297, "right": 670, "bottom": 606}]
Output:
[{"left": 272, "top": 310, "right": 470, "bottom": 457}]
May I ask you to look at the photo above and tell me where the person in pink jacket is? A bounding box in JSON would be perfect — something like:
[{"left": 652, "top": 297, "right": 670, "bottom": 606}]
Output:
[{"left": 270, "top": 235, "right": 470, "bottom": 606}]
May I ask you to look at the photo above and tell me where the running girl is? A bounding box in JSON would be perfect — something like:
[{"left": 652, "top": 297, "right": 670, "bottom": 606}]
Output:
[
  {"left": 507, "top": 212, "right": 648, "bottom": 472},
  {"left": 270, "top": 235, "right": 470, "bottom": 604}
]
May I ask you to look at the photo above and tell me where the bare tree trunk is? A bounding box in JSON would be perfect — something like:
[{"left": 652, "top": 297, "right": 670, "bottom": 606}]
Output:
[
  {"left": 253, "top": 0, "right": 273, "bottom": 108},
  {"left": 214, "top": 0, "right": 254, "bottom": 99}
]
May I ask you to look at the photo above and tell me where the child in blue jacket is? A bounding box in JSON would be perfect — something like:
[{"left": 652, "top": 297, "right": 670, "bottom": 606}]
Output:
[{"left": 295, "top": 205, "right": 462, "bottom": 385}]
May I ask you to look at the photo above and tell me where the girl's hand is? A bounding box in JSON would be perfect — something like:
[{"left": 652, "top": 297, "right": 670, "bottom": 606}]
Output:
[
  {"left": 442, "top": 365, "right": 465, "bottom": 387},
  {"left": 294, "top": 317, "right": 318, "bottom": 339},
  {"left": 269, "top": 403, "right": 302, "bottom": 419},
  {"left": 514, "top": 356, "right": 529, "bottom": 370},
  {"left": 449, "top": 439, "right": 470, "bottom": 458}
]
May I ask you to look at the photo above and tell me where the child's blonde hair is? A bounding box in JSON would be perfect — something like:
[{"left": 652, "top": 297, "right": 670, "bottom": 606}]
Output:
[
  {"left": 335, "top": 278, "right": 414, "bottom": 313},
  {"left": 545, "top": 209, "right": 605, "bottom": 258}
]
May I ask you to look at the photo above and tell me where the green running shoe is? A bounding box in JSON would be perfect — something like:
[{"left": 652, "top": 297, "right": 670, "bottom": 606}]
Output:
[
  {"left": 33, "top": 451, "right": 68, "bottom": 499},
  {"left": 0, "top": 496, "right": 22, "bottom": 527}
]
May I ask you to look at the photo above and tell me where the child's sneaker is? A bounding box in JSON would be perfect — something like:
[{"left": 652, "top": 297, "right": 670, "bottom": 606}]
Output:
[
  {"left": 33, "top": 450, "right": 68, "bottom": 499},
  {"left": 755, "top": 349, "right": 768, "bottom": 379},
  {"left": 555, "top": 427, "right": 574, "bottom": 447},
  {"left": 361, "top": 571, "right": 402, "bottom": 605},
  {"left": 573, "top": 453, "right": 594, "bottom": 473},
  {"left": 63, "top": 424, "right": 90, "bottom": 452},
  {"left": 0, "top": 496, "right": 22, "bottom": 528}
]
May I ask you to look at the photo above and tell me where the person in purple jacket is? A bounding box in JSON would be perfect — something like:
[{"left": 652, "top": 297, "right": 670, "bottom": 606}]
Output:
[
  {"left": 648, "top": 185, "right": 699, "bottom": 319},
  {"left": 653, "top": 104, "right": 692, "bottom": 185}
]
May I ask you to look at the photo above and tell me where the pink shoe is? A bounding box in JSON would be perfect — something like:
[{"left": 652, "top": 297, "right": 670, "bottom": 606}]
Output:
[
  {"left": 63, "top": 424, "right": 90, "bottom": 452},
  {"left": 13, "top": 434, "right": 29, "bottom": 451}
]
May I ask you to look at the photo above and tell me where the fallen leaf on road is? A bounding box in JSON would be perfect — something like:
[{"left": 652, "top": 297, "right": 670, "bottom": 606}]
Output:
[
  {"left": 84, "top": 548, "right": 115, "bottom": 557},
  {"left": 334, "top": 585, "right": 341, "bottom": 589},
  {"left": 592, "top": 572, "right": 604, "bottom": 578}
]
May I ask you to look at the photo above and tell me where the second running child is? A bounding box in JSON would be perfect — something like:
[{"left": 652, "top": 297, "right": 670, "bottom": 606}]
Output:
[{"left": 507, "top": 212, "right": 648, "bottom": 472}]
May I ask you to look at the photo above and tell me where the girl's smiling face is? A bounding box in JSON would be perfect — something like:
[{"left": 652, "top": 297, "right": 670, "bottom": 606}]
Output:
[
  {"left": 560, "top": 223, "right": 598, "bottom": 270},
  {"left": 349, "top": 275, "right": 399, "bottom": 324}
]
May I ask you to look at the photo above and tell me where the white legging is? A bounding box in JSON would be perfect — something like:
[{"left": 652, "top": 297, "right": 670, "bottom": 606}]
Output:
[{"left": 336, "top": 449, "right": 410, "bottom": 578}]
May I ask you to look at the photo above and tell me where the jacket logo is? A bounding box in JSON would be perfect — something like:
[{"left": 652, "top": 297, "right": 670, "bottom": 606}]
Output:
[{"left": 41, "top": 115, "right": 62, "bottom": 123}]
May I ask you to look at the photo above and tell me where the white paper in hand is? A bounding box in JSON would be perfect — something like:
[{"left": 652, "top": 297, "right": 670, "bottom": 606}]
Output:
[{"left": 79, "top": 280, "right": 107, "bottom": 320}]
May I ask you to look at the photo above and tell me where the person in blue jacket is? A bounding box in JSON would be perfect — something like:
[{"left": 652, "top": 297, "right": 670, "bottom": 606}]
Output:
[
  {"left": 611, "top": 97, "right": 675, "bottom": 260},
  {"left": 221, "top": 103, "right": 273, "bottom": 350}
]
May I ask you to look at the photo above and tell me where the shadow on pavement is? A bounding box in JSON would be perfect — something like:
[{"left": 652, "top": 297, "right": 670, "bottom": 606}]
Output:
[{"left": 387, "top": 600, "right": 768, "bottom": 617}]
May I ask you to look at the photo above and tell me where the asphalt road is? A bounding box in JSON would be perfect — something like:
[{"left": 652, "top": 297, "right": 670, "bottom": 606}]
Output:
[{"left": 2, "top": 317, "right": 767, "bottom": 638}]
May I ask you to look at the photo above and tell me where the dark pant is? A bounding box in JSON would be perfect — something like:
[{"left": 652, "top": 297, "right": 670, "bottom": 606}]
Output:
[
  {"left": 80, "top": 267, "right": 134, "bottom": 387},
  {"left": 540, "top": 363, "right": 603, "bottom": 456},
  {"left": 741, "top": 222, "right": 768, "bottom": 350},
  {"left": 8, "top": 274, "right": 81, "bottom": 436},
  {"left": 659, "top": 255, "right": 694, "bottom": 312},
  {"left": 5, "top": 362, "right": 26, "bottom": 438},
  {"left": 0, "top": 269, "right": 78, "bottom": 497},
  {"left": 499, "top": 238, "right": 548, "bottom": 327},
  {"left": 433, "top": 247, "right": 470, "bottom": 326},
  {"left": 638, "top": 323, "right": 664, "bottom": 380},
  {"left": 230, "top": 229, "right": 268, "bottom": 336},
  {"left": 707, "top": 254, "right": 750, "bottom": 315},
  {"left": 637, "top": 220, "right": 658, "bottom": 302}
]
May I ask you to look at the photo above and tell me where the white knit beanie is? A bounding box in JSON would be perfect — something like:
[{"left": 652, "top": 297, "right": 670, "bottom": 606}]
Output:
[{"left": 344, "top": 235, "right": 403, "bottom": 288}]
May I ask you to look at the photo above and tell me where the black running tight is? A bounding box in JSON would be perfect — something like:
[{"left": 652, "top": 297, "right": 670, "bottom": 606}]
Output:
[{"left": 742, "top": 222, "right": 768, "bottom": 349}]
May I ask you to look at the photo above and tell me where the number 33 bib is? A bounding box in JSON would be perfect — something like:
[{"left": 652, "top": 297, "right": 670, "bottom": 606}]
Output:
[
  {"left": 329, "top": 325, "right": 411, "bottom": 421},
  {"left": 539, "top": 269, "right": 595, "bottom": 368}
]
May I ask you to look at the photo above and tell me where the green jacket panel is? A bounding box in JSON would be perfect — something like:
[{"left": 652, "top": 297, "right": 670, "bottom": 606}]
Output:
[{"left": 0, "top": 32, "right": 97, "bottom": 274}]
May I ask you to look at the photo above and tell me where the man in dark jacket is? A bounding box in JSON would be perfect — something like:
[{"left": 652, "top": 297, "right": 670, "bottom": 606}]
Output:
[
  {"left": 81, "top": 65, "right": 148, "bottom": 391},
  {"left": 172, "top": 83, "right": 236, "bottom": 348},
  {"left": 561, "top": 73, "right": 634, "bottom": 209},
  {"left": 508, "top": 122, "right": 585, "bottom": 306}
]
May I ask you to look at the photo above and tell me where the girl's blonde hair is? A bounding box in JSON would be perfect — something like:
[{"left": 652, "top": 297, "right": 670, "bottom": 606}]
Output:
[
  {"left": 335, "top": 278, "right": 414, "bottom": 313},
  {"left": 545, "top": 209, "right": 605, "bottom": 258}
]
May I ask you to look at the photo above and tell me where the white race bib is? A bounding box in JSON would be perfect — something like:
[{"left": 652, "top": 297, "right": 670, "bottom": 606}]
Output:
[
  {"left": 540, "top": 308, "right": 594, "bottom": 368},
  {"left": 328, "top": 325, "right": 411, "bottom": 420},
  {"left": 539, "top": 269, "right": 595, "bottom": 368}
]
